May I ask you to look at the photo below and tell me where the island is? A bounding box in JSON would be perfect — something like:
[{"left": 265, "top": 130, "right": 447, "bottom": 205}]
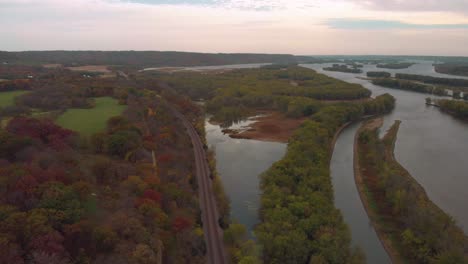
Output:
[{"left": 323, "top": 64, "right": 363, "bottom": 73}]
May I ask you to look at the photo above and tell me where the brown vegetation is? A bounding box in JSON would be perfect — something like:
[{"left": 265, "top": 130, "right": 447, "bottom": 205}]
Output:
[
  {"left": 226, "top": 112, "right": 307, "bottom": 143},
  {"left": 67, "top": 65, "right": 111, "bottom": 73}
]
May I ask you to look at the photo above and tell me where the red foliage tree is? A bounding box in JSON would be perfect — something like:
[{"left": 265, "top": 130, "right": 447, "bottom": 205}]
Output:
[
  {"left": 0, "top": 240, "right": 25, "bottom": 264},
  {"left": 157, "top": 153, "right": 174, "bottom": 164},
  {"left": 26, "top": 164, "right": 67, "bottom": 184},
  {"left": 29, "top": 231, "right": 67, "bottom": 256},
  {"left": 172, "top": 216, "right": 192, "bottom": 233},
  {"left": 6, "top": 117, "right": 75, "bottom": 149},
  {"left": 142, "top": 189, "right": 162, "bottom": 203}
]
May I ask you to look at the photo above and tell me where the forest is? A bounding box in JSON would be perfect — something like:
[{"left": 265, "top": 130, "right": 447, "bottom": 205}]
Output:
[
  {"left": 0, "top": 65, "right": 217, "bottom": 263},
  {"left": 435, "top": 63, "right": 468, "bottom": 77},
  {"left": 376, "top": 62, "right": 414, "bottom": 69},
  {"left": 356, "top": 120, "right": 468, "bottom": 263},
  {"left": 323, "top": 64, "right": 363, "bottom": 73},
  {"left": 255, "top": 94, "right": 395, "bottom": 264},
  {"left": 437, "top": 99, "right": 468, "bottom": 120},
  {"left": 366, "top": 71, "right": 391, "bottom": 78},
  {"left": 155, "top": 66, "right": 371, "bottom": 126},
  {"left": 395, "top": 73, "right": 468, "bottom": 88},
  {"left": 0, "top": 51, "right": 305, "bottom": 68},
  {"left": 371, "top": 78, "right": 447, "bottom": 96}
]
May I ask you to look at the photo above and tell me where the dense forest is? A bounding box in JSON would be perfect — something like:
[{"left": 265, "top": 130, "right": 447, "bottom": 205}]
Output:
[
  {"left": 376, "top": 62, "right": 414, "bottom": 69},
  {"left": 0, "top": 51, "right": 310, "bottom": 68},
  {"left": 323, "top": 64, "right": 363, "bottom": 73},
  {"left": 155, "top": 66, "right": 371, "bottom": 126},
  {"left": 356, "top": 120, "right": 468, "bottom": 263},
  {"left": 366, "top": 71, "right": 391, "bottom": 78},
  {"left": 436, "top": 99, "right": 468, "bottom": 120},
  {"left": 435, "top": 63, "right": 468, "bottom": 77},
  {"left": 371, "top": 78, "right": 447, "bottom": 96},
  {"left": 395, "top": 73, "right": 468, "bottom": 88},
  {"left": 256, "top": 94, "right": 395, "bottom": 264},
  {"left": 0, "top": 65, "right": 218, "bottom": 263}
]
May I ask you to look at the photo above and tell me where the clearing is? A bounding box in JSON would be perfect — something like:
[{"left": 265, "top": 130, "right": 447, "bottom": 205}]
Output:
[
  {"left": 56, "top": 97, "right": 126, "bottom": 136},
  {"left": 67, "top": 65, "right": 111, "bottom": 73},
  {"left": 0, "top": 90, "right": 28, "bottom": 108}
]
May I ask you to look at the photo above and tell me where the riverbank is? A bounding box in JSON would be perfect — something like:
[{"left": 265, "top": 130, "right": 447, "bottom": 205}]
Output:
[
  {"left": 354, "top": 118, "right": 468, "bottom": 263},
  {"left": 353, "top": 118, "right": 404, "bottom": 264}
]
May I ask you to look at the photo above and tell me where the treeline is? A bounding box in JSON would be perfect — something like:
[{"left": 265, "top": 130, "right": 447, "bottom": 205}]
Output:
[
  {"left": 155, "top": 66, "right": 371, "bottom": 125},
  {"left": 435, "top": 63, "right": 468, "bottom": 77},
  {"left": 357, "top": 120, "right": 468, "bottom": 263},
  {"left": 0, "top": 70, "right": 129, "bottom": 119},
  {"left": 371, "top": 78, "right": 447, "bottom": 95},
  {"left": 396, "top": 73, "right": 468, "bottom": 88},
  {"left": 323, "top": 64, "right": 363, "bottom": 73},
  {"left": 0, "top": 64, "right": 51, "bottom": 80},
  {"left": 255, "top": 94, "right": 395, "bottom": 264},
  {"left": 0, "top": 51, "right": 307, "bottom": 67},
  {"left": 366, "top": 71, "right": 391, "bottom": 78},
  {"left": 0, "top": 79, "right": 32, "bottom": 92},
  {"left": 376, "top": 62, "right": 413, "bottom": 69},
  {"left": 437, "top": 99, "right": 468, "bottom": 120}
]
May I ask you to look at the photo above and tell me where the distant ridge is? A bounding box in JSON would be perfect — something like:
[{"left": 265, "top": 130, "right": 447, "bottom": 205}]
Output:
[{"left": 0, "top": 50, "right": 319, "bottom": 67}]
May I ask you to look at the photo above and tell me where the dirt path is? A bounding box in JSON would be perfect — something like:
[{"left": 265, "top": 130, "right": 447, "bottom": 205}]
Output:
[{"left": 168, "top": 104, "right": 227, "bottom": 264}]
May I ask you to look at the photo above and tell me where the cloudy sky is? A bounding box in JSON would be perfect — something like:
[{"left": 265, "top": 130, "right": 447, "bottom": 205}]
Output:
[{"left": 1, "top": 0, "right": 468, "bottom": 55}]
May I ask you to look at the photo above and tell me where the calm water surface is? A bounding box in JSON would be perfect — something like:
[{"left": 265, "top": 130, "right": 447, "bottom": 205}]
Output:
[
  {"left": 205, "top": 118, "right": 286, "bottom": 236},
  {"left": 331, "top": 122, "right": 391, "bottom": 264},
  {"left": 303, "top": 61, "right": 468, "bottom": 239},
  {"left": 201, "top": 61, "right": 467, "bottom": 262}
]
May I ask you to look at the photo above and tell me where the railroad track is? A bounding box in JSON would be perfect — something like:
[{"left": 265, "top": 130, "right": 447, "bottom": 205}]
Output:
[{"left": 169, "top": 106, "right": 227, "bottom": 264}]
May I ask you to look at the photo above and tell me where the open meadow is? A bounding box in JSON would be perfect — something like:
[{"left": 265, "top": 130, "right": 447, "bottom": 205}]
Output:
[{"left": 56, "top": 96, "right": 126, "bottom": 135}]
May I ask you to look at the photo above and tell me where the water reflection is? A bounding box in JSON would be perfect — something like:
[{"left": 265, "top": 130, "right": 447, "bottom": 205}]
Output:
[
  {"left": 205, "top": 118, "right": 286, "bottom": 237},
  {"left": 303, "top": 62, "right": 468, "bottom": 234}
]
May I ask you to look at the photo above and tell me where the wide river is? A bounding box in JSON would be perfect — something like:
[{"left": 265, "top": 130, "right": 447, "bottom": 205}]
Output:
[
  {"left": 303, "top": 61, "right": 468, "bottom": 262},
  {"left": 203, "top": 61, "right": 467, "bottom": 262}
]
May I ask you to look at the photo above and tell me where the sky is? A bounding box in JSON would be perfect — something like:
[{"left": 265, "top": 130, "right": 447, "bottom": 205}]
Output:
[{"left": 1, "top": 0, "right": 468, "bottom": 55}]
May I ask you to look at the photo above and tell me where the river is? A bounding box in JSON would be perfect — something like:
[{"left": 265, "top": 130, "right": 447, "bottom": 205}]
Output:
[
  {"left": 303, "top": 61, "right": 468, "bottom": 262},
  {"left": 331, "top": 122, "right": 392, "bottom": 263},
  {"left": 200, "top": 61, "right": 467, "bottom": 262},
  {"left": 205, "top": 117, "right": 286, "bottom": 237}
]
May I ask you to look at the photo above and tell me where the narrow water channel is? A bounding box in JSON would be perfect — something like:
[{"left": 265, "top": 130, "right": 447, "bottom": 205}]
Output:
[
  {"left": 303, "top": 61, "right": 468, "bottom": 263},
  {"left": 205, "top": 118, "right": 286, "bottom": 237},
  {"left": 303, "top": 62, "right": 468, "bottom": 234},
  {"left": 331, "top": 122, "right": 391, "bottom": 263}
]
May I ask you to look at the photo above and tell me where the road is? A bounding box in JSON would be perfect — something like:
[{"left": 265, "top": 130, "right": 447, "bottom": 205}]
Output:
[{"left": 169, "top": 106, "right": 227, "bottom": 264}]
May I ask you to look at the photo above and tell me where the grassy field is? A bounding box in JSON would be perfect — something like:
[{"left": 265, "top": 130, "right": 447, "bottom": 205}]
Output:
[
  {"left": 56, "top": 97, "right": 126, "bottom": 136},
  {"left": 0, "top": 90, "right": 28, "bottom": 108}
]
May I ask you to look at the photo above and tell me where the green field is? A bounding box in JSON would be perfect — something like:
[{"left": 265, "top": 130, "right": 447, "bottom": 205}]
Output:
[
  {"left": 56, "top": 97, "right": 126, "bottom": 136},
  {"left": 0, "top": 90, "right": 28, "bottom": 108}
]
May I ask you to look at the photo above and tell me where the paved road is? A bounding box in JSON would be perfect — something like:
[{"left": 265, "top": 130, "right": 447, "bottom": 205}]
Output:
[{"left": 169, "top": 106, "right": 227, "bottom": 264}]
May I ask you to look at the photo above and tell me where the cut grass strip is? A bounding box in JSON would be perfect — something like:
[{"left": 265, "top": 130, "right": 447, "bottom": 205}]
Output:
[{"left": 56, "top": 97, "right": 126, "bottom": 136}]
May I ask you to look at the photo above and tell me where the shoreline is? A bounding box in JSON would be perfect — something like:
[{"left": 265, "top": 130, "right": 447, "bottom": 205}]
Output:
[
  {"left": 222, "top": 112, "right": 307, "bottom": 143},
  {"left": 353, "top": 118, "right": 404, "bottom": 264}
]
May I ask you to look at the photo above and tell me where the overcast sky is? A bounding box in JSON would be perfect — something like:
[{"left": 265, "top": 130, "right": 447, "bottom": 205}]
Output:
[{"left": 1, "top": 0, "right": 468, "bottom": 55}]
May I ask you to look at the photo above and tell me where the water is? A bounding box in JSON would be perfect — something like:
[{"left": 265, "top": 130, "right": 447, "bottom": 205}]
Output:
[
  {"left": 303, "top": 61, "right": 468, "bottom": 261},
  {"left": 205, "top": 118, "right": 286, "bottom": 237},
  {"left": 331, "top": 122, "right": 391, "bottom": 264}
]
